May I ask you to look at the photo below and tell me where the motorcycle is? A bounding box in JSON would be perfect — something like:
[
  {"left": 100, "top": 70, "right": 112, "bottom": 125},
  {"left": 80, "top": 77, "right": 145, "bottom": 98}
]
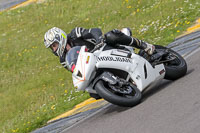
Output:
[{"left": 66, "top": 42, "right": 187, "bottom": 107}]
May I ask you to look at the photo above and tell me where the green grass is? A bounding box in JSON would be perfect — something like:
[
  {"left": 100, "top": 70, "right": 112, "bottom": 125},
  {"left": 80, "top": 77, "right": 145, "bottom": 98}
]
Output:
[{"left": 0, "top": 0, "right": 199, "bottom": 132}]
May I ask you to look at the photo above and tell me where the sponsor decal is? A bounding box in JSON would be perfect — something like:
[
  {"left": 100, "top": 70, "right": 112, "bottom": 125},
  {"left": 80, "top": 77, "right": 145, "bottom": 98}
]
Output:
[
  {"left": 97, "top": 56, "right": 131, "bottom": 63},
  {"left": 86, "top": 56, "right": 90, "bottom": 64},
  {"left": 159, "top": 69, "right": 165, "bottom": 75}
]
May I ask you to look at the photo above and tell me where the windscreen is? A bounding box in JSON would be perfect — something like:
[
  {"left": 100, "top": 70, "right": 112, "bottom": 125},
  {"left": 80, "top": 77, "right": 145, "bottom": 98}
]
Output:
[{"left": 66, "top": 46, "right": 81, "bottom": 71}]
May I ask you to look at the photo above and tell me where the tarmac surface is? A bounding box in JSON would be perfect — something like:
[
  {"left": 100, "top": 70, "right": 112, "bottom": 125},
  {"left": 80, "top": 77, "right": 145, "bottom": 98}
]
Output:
[{"left": 0, "top": 0, "right": 26, "bottom": 11}]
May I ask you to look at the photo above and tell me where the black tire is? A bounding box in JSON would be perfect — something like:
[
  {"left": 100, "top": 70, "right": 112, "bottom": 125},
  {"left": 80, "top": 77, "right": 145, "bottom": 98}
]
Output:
[
  {"left": 95, "top": 80, "right": 142, "bottom": 107},
  {"left": 154, "top": 45, "right": 187, "bottom": 80}
]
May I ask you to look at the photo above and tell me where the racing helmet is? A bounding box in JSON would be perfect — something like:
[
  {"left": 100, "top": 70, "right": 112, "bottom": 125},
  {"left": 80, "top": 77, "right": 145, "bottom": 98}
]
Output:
[{"left": 44, "top": 27, "right": 67, "bottom": 57}]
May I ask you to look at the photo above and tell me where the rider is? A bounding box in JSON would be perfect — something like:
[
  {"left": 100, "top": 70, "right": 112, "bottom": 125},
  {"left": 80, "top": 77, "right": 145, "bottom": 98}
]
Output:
[
  {"left": 44, "top": 27, "right": 155, "bottom": 71},
  {"left": 44, "top": 27, "right": 155, "bottom": 99}
]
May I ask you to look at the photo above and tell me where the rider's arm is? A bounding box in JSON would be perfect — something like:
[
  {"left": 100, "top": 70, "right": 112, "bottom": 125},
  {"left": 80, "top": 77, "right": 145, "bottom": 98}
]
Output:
[
  {"left": 60, "top": 60, "right": 75, "bottom": 72},
  {"left": 60, "top": 57, "right": 70, "bottom": 71},
  {"left": 69, "top": 27, "right": 103, "bottom": 45}
]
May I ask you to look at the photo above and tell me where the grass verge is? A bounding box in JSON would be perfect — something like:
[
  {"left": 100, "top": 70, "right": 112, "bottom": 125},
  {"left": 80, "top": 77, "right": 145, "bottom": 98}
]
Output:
[{"left": 0, "top": 0, "right": 199, "bottom": 132}]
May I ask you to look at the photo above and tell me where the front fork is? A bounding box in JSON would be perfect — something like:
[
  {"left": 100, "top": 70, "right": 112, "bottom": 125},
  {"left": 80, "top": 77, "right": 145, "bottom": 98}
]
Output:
[{"left": 92, "top": 71, "right": 133, "bottom": 95}]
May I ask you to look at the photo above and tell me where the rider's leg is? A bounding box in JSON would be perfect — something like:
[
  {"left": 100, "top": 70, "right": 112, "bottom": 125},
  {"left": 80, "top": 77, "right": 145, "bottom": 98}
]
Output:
[{"left": 104, "top": 29, "right": 155, "bottom": 55}]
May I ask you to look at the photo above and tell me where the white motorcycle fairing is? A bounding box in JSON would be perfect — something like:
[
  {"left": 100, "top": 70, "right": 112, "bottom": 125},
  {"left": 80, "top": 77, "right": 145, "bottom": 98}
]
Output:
[
  {"left": 72, "top": 46, "right": 165, "bottom": 92},
  {"left": 72, "top": 47, "right": 96, "bottom": 91}
]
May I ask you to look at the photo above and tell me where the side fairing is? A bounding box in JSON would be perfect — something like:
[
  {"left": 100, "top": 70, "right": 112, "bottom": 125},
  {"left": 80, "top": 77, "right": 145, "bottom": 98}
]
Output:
[
  {"left": 96, "top": 49, "right": 165, "bottom": 92},
  {"left": 129, "top": 55, "right": 165, "bottom": 91},
  {"left": 72, "top": 47, "right": 96, "bottom": 91},
  {"left": 96, "top": 49, "right": 135, "bottom": 72}
]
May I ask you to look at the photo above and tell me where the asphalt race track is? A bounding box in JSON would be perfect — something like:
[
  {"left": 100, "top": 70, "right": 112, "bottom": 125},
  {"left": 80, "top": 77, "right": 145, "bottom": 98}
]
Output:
[
  {"left": 60, "top": 31, "right": 200, "bottom": 133},
  {"left": 0, "top": 0, "right": 26, "bottom": 11}
]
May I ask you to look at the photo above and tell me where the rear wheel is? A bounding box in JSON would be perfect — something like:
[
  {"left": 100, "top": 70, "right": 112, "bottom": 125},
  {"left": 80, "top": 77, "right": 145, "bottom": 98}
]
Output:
[
  {"left": 154, "top": 45, "right": 187, "bottom": 80},
  {"left": 95, "top": 80, "right": 142, "bottom": 107}
]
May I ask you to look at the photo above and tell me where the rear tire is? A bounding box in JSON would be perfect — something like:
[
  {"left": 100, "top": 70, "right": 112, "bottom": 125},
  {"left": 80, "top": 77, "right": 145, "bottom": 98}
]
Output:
[
  {"left": 95, "top": 80, "right": 142, "bottom": 107},
  {"left": 154, "top": 45, "right": 187, "bottom": 80}
]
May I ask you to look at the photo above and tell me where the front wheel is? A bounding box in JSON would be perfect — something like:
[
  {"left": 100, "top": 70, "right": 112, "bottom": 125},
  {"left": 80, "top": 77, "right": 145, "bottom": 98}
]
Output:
[
  {"left": 95, "top": 80, "right": 142, "bottom": 107},
  {"left": 155, "top": 45, "right": 187, "bottom": 80}
]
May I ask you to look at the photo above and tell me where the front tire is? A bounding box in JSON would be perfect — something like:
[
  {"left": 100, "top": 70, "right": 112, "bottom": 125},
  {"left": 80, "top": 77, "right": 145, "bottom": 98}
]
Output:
[{"left": 95, "top": 80, "right": 142, "bottom": 107}]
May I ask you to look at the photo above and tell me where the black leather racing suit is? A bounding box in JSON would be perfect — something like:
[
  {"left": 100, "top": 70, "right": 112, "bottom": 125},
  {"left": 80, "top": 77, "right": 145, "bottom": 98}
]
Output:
[{"left": 60, "top": 27, "right": 148, "bottom": 70}]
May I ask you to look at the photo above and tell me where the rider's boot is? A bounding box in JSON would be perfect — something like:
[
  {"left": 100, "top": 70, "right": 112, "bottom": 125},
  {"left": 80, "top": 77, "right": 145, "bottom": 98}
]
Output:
[
  {"left": 137, "top": 42, "right": 155, "bottom": 62},
  {"left": 104, "top": 28, "right": 155, "bottom": 55},
  {"left": 142, "top": 42, "right": 155, "bottom": 55}
]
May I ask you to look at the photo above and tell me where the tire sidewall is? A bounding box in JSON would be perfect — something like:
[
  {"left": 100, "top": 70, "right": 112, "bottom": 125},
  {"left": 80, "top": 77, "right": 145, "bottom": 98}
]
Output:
[{"left": 95, "top": 80, "right": 142, "bottom": 107}]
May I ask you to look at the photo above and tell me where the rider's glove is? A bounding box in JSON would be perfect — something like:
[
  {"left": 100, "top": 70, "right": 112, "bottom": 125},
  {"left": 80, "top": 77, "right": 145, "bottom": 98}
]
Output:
[
  {"left": 90, "top": 36, "right": 105, "bottom": 53},
  {"left": 144, "top": 43, "right": 155, "bottom": 55},
  {"left": 95, "top": 36, "right": 104, "bottom": 45}
]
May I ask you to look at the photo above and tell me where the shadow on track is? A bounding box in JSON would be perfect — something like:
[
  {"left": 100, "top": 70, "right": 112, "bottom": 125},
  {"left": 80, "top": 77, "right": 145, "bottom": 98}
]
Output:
[
  {"left": 103, "top": 104, "right": 132, "bottom": 114},
  {"left": 142, "top": 68, "right": 194, "bottom": 102}
]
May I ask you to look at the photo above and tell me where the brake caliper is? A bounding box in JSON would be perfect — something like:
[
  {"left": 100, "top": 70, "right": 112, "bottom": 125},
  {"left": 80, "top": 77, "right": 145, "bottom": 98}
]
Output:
[{"left": 108, "top": 77, "right": 132, "bottom": 94}]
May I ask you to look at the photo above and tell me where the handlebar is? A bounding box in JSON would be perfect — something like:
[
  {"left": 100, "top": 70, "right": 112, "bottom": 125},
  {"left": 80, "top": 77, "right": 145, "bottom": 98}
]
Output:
[{"left": 90, "top": 40, "right": 105, "bottom": 53}]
